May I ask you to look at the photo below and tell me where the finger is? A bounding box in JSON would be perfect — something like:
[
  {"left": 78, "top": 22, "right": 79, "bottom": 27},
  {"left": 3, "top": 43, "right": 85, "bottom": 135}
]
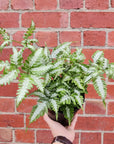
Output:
[{"left": 69, "top": 113, "right": 78, "bottom": 129}]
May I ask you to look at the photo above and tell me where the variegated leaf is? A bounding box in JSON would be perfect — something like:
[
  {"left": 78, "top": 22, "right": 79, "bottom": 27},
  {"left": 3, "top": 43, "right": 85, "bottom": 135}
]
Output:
[
  {"left": 0, "top": 69, "right": 19, "bottom": 85},
  {"left": 51, "top": 42, "right": 71, "bottom": 58},
  {"left": 31, "top": 75, "right": 44, "bottom": 92},
  {"left": 30, "top": 102, "right": 48, "bottom": 123},
  {"left": 92, "top": 50, "right": 104, "bottom": 63},
  {"left": 16, "top": 77, "right": 33, "bottom": 106},
  {"left": 93, "top": 76, "right": 107, "bottom": 105}
]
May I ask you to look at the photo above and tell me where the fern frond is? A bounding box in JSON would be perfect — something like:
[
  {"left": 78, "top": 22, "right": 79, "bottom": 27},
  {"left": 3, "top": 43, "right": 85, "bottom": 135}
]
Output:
[
  {"left": 44, "top": 73, "right": 51, "bottom": 85},
  {"left": 51, "top": 42, "right": 71, "bottom": 58},
  {"left": 30, "top": 102, "right": 48, "bottom": 123},
  {"left": 107, "top": 63, "right": 114, "bottom": 79},
  {"left": 29, "top": 90, "right": 46, "bottom": 98},
  {"left": 102, "top": 58, "right": 109, "bottom": 70},
  {"left": 0, "top": 61, "right": 10, "bottom": 71},
  {"left": 0, "top": 28, "right": 11, "bottom": 51},
  {"left": 23, "top": 21, "right": 35, "bottom": 40},
  {"left": 57, "top": 87, "right": 70, "bottom": 95},
  {"left": 0, "top": 69, "right": 19, "bottom": 85},
  {"left": 72, "top": 77, "right": 84, "bottom": 90},
  {"left": 31, "top": 75, "right": 44, "bottom": 92},
  {"left": 16, "top": 77, "right": 33, "bottom": 106},
  {"left": 31, "top": 64, "right": 52, "bottom": 76},
  {"left": 93, "top": 76, "right": 107, "bottom": 105},
  {"left": 63, "top": 106, "right": 74, "bottom": 125},
  {"left": 92, "top": 50, "right": 104, "bottom": 63},
  {"left": 10, "top": 47, "right": 23, "bottom": 66},
  {"left": 50, "top": 99, "right": 59, "bottom": 120},
  {"left": 60, "top": 95, "right": 71, "bottom": 105},
  {"left": 28, "top": 48, "right": 43, "bottom": 67},
  {"left": 73, "top": 89, "right": 84, "bottom": 107}
]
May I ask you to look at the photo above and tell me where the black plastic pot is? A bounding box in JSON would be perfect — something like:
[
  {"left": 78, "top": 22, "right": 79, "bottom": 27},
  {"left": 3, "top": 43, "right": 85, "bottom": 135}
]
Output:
[{"left": 48, "top": 93, "right": 85, "bottom": 126}]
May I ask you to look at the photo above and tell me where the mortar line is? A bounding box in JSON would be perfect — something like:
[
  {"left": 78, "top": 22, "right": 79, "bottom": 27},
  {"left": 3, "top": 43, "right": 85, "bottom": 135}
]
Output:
[
  {"left": 81, "top": 30, "right": 84, "bottom": 47},
  {"left": 101, "top": 132, "right": 104, "bottom": 144},
  {"left": 1, "top": 9, "right": 114, "bottom": 12},
  {"left": 109, "top": 0, "right": 112, "bottom": 8},
  {"left": 8, "top": 0, "right": 11, "bottom": 10},
  {"left": 83, "top": 0, "right": 86, "bottom": 9},
  {"left": 57, "top": 0, "right": 60, "bottom": 9},
  {"left": 105, "top": 31, "right": 108, "bottom": 47},
  {"left": 33, "top": 0, "right": 35, "bottom": 10},
  {"left": 12, "top": 129, "right": 15, "bottom": 143}
]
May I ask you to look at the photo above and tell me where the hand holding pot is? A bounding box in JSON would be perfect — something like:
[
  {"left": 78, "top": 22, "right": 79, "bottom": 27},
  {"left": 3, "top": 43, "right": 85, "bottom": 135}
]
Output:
[{"left": 43, "top": 113, "right": 78, "bottom": 143}]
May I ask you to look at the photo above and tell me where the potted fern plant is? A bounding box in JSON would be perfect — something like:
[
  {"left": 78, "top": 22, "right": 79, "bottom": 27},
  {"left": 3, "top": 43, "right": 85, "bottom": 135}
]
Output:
[{"left": 0, "top": 21, "right": 114, "bottom": 126}]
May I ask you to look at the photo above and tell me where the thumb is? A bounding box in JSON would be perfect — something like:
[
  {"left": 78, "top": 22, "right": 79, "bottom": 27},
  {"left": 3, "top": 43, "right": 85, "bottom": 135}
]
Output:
[{"left": 43, "top": 113, "right": 56, "bottom": 126}]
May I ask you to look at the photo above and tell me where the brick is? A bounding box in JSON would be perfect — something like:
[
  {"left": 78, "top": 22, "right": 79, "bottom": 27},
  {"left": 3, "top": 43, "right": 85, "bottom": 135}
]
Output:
[
  {"left": 81, "top": 132, "right": 101, "bottom": 144},
  {"left": 75, "top": 116, "right": 114, "bottom": 131},
  {"left": 60, "top": 31, "right": 81, "bottom": 46},
  {"left": 104, "top": 133, "right": 114, "bottom": 144},
  {"left": 84, "top": 31, "right": 106, "bottom": 46},
  {"left": 11, "top": 0, "right": 33, "bottom": 10},
  {"left": 0, "top": 48, "right": 13, "bottom": 61},
  {"left": 71, "top": 12, "right": 114, "bottom": 28},
  {"left": 36, "top": 130, "right": 53, "bottom": 143},
  {"left": 111, "top": 0, "right": 114, "bottom": 7},
  {"left": 107, "top": 85, "right": 114, "bottom": 99},
  {"left": 0, "top": 115, "right": 24, "bottom": 127},
  {"left": 26, "top": 115, "right": 49, "bottom": 129},
  {"left": 85, "top": 0, "right": 109, "bottom": 10},
  {"left": 12, "top": 31, "right": 34, "bottom": 46},
  {"left": 73, "top": 133, "right": 79, "bottom": 144},
  {"left": 0, "top": 83, "right": 18, "bottom": 97},
  {"left": 12, "top": 31, "right": 25, "bottom": 47},
  {"left": 35, "top": 31, "right": 58, "bottom": 47},
  {"left": 0, "top": 98, "right": 15, "bottom": 112},
  {"left": 15, "top": 129, "right": 34, "bottom": 143},
  {"left": 0, "top": 129, "right": 12, "bottom": 142},
  {"left": 85, "top": 84, "right": 100, "bottom": 99},
  {"left": 17, "top": 99, "right": 37, "bottom": 113},
  {"left": 108, "top": 31, "right": 114, "bottom": 46},
  {"left": 35, "top": 0, "right": 57, "bottom": 10},
  {"left": 22, "top": 12, "right": 68, "bottom": 28},
  {"left": 0, "top": 13, "right": 19, "bottom": 28},
  {"left": 82, "top": 49, "right": 114, "bottom": 64},
  {"left": 108, "top": 101, "right": 114, "bottom": 115},
  {"left": 85, "top": 101, "right": 106, "bottom": 114},
  {"left": 0, "top": 0, "right": 9, "bottom": 10},
  {"left": 60, "top": 0, "right": 83, "bottom": 9}
]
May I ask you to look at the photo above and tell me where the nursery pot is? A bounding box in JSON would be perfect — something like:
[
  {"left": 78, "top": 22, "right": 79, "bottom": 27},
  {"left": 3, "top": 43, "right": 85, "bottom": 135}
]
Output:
[{"left": 48, "top": 93, "right": 85, "bottom": 126}]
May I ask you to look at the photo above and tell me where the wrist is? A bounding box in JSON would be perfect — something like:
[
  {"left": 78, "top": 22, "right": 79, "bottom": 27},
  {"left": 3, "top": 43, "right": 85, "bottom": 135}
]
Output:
[{"left": 52, "top": 136, "right": 72, "bottom": 144}]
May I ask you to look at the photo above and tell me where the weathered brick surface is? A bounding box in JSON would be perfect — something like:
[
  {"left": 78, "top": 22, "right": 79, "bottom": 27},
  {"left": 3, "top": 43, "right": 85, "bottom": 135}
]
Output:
[
  {"left": 85, "top": 0, "right": 109, "bottom": 9},
  {"left": 81, "top": 132, "right": 101, "bottom": 144},
  {"left": 11, "top": 0, "right": 33, "bottom": 10},
  {"left": 60, "top": 31, "right": 81, "bottom": 46},
  {"left": 15, "top": 129, "right": 34, "bottom": 143},
  {"left": 60, "top": 0, "right": 83, "bottom": 9},
  {"left": 22, "top": 12, "right": 68, "bottom": 28},
  {"left": 71, "top": 12, "right": 114, "bottom": 28},
  {"left": 35, "top": 0, "right": 57, "bottom": 10},
  {"left": 0, "top": 0, "right": 9, "bottom": 10},
  {"left": 0, "top": 129, "right": 12, "bottom": 142},
  {"left": 0, "top": 13, "right": 19, "bottom": 28},
  {"left": 84, "top": 31, "right": 106, "bottom": 46},
  {"left": 35, "top": 31, "right": 58, "bottom": 47}
]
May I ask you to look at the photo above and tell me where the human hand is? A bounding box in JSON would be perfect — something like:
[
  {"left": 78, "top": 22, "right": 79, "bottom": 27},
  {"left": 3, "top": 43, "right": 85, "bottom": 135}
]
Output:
[{"left": 43, "top": 113, "right": 78, "bottom": 142}]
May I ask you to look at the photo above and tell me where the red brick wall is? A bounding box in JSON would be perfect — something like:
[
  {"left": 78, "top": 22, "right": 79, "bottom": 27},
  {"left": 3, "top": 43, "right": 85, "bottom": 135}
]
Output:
[{"left": 0, "top": 0, "right": 114, "bottom": 144}]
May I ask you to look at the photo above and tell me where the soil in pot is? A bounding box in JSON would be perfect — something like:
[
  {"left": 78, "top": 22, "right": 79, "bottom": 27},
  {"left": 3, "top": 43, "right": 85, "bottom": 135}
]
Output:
[{"left": 48, "top": 93, "right": 85, "bottom": 126}]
